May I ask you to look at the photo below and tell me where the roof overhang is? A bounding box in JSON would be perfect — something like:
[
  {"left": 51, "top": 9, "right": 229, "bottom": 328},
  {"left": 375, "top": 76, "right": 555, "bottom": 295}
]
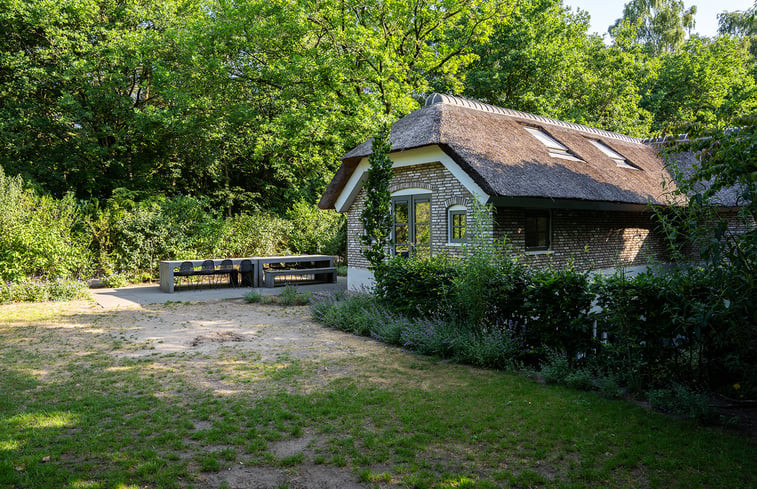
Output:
[
  {"left": 490, "top": 196, "right": 653, "bottom": 213},
  {"left": 330, "top": 145, "right": 491, "bottom": 213}
]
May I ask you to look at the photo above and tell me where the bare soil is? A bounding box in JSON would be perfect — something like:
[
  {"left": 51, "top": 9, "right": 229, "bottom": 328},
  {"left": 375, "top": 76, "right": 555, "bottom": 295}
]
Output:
[{"left": 54, "top": 299, "right": 417, "bottom": 488}]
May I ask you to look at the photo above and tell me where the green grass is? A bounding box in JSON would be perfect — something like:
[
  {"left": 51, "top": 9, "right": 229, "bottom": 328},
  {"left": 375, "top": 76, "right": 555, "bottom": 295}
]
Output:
[{"left": 0, "top": 302, "right": 754, "bottom": 489}]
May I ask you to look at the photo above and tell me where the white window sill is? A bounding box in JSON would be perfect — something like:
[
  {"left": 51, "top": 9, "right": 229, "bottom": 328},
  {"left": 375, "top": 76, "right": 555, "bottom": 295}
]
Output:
[
  {"left": 446, "top": 242, "right": 465, "bottom": 247},
  {"left": 525, "top": 249, "right": 553, "bottom": 255}
]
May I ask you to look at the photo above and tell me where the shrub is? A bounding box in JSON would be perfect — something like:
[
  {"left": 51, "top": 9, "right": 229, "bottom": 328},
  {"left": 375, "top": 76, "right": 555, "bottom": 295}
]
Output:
[
  {"left": 454, "top": 243, "right": 529, "bottom": 329},
  {"left": 522, "top": 266, "right": 594, "bottom": 366},
  {"left": 373, "top": 255, "right": 459, "bottom": 317},
  {"left": 277, "top": 285, "right": 311, "bottom": 306},
  {"left": 400, "top": 318, "right": 463, "bottom": 358},
  {"left": 244, "top": 291, "right": 262, "bottom": 303},
  {"left": 540, "top": 352, "right": 571, "bottom": 385},
  {"left": 648, "top": 384, "right": 714, "bottom": 422},
  {"left": 593, "top": 375, "right": 624, "bottom": 399},
  {"left": 286, "top": 201, "right": 346, "bottom": 256},
  {"left": 564, "top": 369, "right": 595, "bottom": 391},
  {"left": 89, "top": 193, "right": 223, "bottom": 275},
  {"left": 0, "top": 167, "right": 91, "bottom": 281},
  {"left": 311, "top": 293, "right": 392, "bottom": 336},
  {"left": 0, "top": 278, "right": 89, "bottom": 304},
  {"left": 212, "top": 212, "right": 293, "bottom": 258},
  {"left": 101, "top": 272, "right": 130, "bottom": 288},
  {"left": 591, "top": 266, "right": 756, "bottom": 395},
  {"left": 452, "top": 327, "right": 519, "bottom": 370},
  {"left": 312, "top": 293, "right": 519, "bottom": 370}
]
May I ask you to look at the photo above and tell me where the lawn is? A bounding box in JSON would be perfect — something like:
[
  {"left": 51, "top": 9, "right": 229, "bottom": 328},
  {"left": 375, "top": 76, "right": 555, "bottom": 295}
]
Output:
[{"left": 0, "top": 299, "right": 754, "bottom": 489}]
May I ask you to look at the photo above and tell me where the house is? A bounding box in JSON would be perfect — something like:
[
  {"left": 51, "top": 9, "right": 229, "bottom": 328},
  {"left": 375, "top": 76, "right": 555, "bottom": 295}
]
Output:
[{"left": 319, "top": 93, "right": 685, "bottom": 290}]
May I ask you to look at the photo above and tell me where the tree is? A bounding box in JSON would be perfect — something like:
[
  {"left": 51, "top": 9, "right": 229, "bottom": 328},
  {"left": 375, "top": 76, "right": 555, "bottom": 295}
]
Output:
[
  {"left": 610, "top": 0, "right": 697, "bottom": 54},
  {"left": 657, "top": 116, "right": 757, "bottom": 394},
  {"left": 718, "top": 1, "right": 757, "bottom": 58},
  {"left": 360, "top": 127, "right": 394, "bottom": 269},
  {"left": 464, "top": 0, "right": 653, "bottom": 136},
  {"left": 0, "top": 0, "right": 193, "bottom": 199},
  {"left": 719, "top": 1, "right": 757, "bottom": 38},
  {"left": 640, "top": 36, "right": 757, "bottom": 132}
]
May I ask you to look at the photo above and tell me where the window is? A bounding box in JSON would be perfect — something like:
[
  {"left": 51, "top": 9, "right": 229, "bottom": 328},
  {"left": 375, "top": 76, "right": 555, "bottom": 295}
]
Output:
[
  {"left": 525, "top": 210, "right": 551, "bottom": 251},
  {"left": 392, "top": 194, "right": 431, "bottom": 258},
  {"left": 588, "top": 139, "right": 639, "bottom": 170},
  {"left": 523, "top": 126, "right": 583, "bottom": 162},
  {"left": 448, "top": 205, "right": 467, "bottom": 244}
]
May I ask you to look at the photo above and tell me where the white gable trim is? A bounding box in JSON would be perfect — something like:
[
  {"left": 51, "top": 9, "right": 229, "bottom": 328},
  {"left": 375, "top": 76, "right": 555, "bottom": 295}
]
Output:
[
  {"left": 334, "top": 145, "right": 490, "bottom": 213},
  {"left": 391, "top": 187, "right": 432, "bottom": 197}
]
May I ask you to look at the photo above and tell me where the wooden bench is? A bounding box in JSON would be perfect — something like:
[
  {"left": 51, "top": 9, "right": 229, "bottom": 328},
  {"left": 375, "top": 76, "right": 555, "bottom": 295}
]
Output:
[{"left": 263, "top": 267, "right": 337, "bottom": 288}]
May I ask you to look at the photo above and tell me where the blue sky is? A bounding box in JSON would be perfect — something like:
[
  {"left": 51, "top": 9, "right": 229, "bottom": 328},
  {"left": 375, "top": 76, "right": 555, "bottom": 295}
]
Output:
[{"left": 563, "top": 0, "right": 754, "bottom": 39}]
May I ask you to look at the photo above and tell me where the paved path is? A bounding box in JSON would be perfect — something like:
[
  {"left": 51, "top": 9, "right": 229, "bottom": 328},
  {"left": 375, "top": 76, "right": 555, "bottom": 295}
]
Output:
[{"left": 91, "top": 277, "right": 347, "bottom": 308}]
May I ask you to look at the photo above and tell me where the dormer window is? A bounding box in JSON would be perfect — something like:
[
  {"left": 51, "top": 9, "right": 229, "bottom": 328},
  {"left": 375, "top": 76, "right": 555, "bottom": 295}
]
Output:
[
  {"left": 523, "top": 126, "right": 583, "bottom": 162},
  {"left": 588, "top": 139, "right": 640, "bottom": 170}
]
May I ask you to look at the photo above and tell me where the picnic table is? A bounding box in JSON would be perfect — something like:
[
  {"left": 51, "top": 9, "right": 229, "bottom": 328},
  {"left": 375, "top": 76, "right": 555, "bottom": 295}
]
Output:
[{"left": 159, "top": 255, "right": 335, "bottom": 293}]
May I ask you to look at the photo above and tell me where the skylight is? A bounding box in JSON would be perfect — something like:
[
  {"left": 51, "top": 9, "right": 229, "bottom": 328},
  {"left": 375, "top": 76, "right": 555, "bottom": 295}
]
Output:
[
  {"left": 589, "top": 139, "right": 639, "bottom": 170},
  {"left": 523, "top": 126, "right": 583, "bottom": 162}
]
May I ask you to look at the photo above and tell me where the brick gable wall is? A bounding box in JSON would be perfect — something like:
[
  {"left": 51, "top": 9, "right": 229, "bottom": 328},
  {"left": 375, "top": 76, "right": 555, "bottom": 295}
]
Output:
[
  {"left": 346, "top": 162, "right": 670, "bottom": 271},
  {"left": 347, "top": 162, "right": 476, "bottom": 269}
]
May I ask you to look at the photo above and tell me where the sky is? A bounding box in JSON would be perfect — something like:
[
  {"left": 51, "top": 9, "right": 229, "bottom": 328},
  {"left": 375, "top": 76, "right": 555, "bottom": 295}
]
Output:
[{"left": 563, "top": 0, "right": 754, "bottom": 39}]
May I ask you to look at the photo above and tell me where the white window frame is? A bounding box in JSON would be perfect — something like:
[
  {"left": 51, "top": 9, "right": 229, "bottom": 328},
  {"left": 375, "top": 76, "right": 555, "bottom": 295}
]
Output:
[
  {"left": 588, "top": 139, "right": 640, "bottom": 170},
  {"left": 447, "top": 204, "right": 467, "bottom": 246},
  {"left": 523, "top": 126, "right": 584, "bottom": 162}
]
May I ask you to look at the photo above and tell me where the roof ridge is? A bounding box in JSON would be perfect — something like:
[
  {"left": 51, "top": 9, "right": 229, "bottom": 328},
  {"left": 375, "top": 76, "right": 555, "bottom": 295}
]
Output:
[{"left": 425, "top": 93, "right": 644, "bottom": 145}]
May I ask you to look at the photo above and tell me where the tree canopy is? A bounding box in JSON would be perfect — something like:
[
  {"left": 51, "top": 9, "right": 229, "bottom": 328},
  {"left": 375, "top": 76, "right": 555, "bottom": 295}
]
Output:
[{"left": 0, "top": 0, "right": 755, "bottom": 213}]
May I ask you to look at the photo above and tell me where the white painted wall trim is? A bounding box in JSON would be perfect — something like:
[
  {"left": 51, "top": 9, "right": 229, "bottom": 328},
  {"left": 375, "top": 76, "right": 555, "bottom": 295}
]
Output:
[
  {"left": 347, "top": 266, "right": 375, "bottom": 291},
  {"left": 335, "top": 145, "right": 490, "bottom": 213},
  {"left": 392, "top": 188, "right": 433, "bottom": 197}
]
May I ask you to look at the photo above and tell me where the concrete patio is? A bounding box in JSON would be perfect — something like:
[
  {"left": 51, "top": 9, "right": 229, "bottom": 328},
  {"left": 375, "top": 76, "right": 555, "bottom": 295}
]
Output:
[{"left": 91, "top": 276, "right": 347, "bottom": 308}]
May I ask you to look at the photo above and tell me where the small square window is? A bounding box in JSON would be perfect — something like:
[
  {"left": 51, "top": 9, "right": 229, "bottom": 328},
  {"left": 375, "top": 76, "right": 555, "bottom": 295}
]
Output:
[{"left": 525, "top": 211, "right": 551, "bottom": 251}]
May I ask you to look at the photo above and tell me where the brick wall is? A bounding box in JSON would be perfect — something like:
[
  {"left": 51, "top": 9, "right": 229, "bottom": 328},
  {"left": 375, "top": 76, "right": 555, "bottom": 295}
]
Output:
[
  {"left": 494, "top": 208, "right": 670, "bottom": 270},
  {"left": 346, "top": 162, "right": 671, "bottom": 271},
  {"left": 346, "top": 162, "right": 477, "bottom": 268}
]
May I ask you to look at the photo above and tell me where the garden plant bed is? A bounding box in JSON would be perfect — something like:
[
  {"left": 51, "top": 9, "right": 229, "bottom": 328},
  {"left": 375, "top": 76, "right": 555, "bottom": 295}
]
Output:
[{"left": 0, "top": 299, "right": 754, "bottom": 488}]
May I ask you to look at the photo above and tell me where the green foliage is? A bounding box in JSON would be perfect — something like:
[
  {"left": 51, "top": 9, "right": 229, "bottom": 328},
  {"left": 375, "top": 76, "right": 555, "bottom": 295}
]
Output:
[
  {"left": 648, "top": 384, "right": 715, "bottom": 422},
  {"left": 593, "top": 267, "right": 756, "bottom": 397},
  {"left": 311, "top": 293, "right": 518, "bottom": 370},
  {"left": 286, "top": 202, "right": 346, "bottom": 256},
  {"left": 718, "top": 3, "right": 757, "bottom": 56},
  {"left": 524, "top": 266, "right": 594, "bottom": 366},
  {"left": 100, "top": 272, "right": 130, "bottom": 289},
  {"left": 465, "top": 0, "right": 654, "bottom": 136},
  {"left": 0, "top": 0, "right": 502, "bottom": 210},
  {"left": 277, "top": 286, "right": 311, "bottom": 307},
  {"left": 85, "top": 193, "right": 345, "bottom": 279},
  {"left": 454, "top": 243, "right": 528, "bottom": 329},
  {"left": 373, "top": 255, "right": 460, "bottom": 317},
  {"left": 244, "top": 291, "right": 262, "bottom": 303},
  {"left": 0, "top": 278, "right": 89, "bottom": 304},
  {"left": 0, "top": 167, "right": 91, "bottom": 282},
  {"left": 609, "top": 0, "right": 697, "bottom": 54},
  {"left": 311, "top": 292, "right": 397, "bottom": 338},
  {"left": 360, "top": 128, "right": 394, "bottom": 268},
  {"left": 653, "top": 116, "right": 757, "bottom": 396},
  {"left": 642, "top": 37, "right": 757, "bottom": 131},
  {"left": 210, "top": 213, "right": 292, "bottom": 259}
]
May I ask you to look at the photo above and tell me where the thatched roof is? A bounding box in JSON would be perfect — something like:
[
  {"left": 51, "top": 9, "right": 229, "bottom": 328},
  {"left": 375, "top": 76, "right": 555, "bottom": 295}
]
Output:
[
  {"left": 320, "top": 93, "right": 680, "bottom": 210},
  {"left": 665, "top": 151, "right": 745, "bottom": 208}
]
